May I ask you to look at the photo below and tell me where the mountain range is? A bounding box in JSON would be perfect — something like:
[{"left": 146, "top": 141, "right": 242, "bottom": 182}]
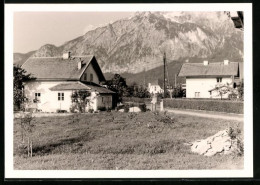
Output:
[{"left": 14, "top": 11, "right": 243, "bottom": 82}]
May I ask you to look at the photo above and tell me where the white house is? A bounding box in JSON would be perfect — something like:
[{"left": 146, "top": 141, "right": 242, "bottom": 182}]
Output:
[
  {"left": 148, "top": 80, "right": 164, "bottom": 94},
  {"left": 178, "top": 60, "right": 241, "bottom": 99},
  {"left": 21, "top": 52, "right": 115, "bottom": 112}
]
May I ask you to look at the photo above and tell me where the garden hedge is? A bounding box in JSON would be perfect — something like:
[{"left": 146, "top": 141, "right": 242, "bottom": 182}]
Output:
[
  {"left": 122, "top": 97, "right": 152, "bottom": 103},
  {"left": 163, "top": 98, "right": 243, "bottom": 114}
]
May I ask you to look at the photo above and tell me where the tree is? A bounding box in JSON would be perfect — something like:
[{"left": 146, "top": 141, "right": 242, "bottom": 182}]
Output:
[
  {"left": 106, "top": 74, "right": 127, "bottom": 102},
  {"left": 237, "top": 79, "right": 244, "bottom": 100},
  {"left": 135, "top": 86, "right": 151, "bottom": 98},
  {"left": 13, "top": 65, "right": 33, "bottom": 111},
  {"left": 20, "top": 113, "right": 34, "bottom": 157},
  {"left": 213, "top": 82, "right": 237, "bottom": 100},
  {"left": 122, "top": 86, "right": 133, "bottom": 97},
  {"left": 157, "top": 91, "right": 170, "bottom": 99},
  {"left": 172, "top": 84, "right": 184, "bottom": 98},
  {"left": 71, "top": 90, "right": 92, "bottom": 113}
]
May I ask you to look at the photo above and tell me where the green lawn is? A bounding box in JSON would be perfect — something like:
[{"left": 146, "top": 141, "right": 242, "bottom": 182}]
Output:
[{"left": 13, "top": 111, "right": 243, "bottom": 170}]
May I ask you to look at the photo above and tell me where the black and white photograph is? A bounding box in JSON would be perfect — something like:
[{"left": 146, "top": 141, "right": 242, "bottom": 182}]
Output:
[{"left": 5, "top": 3, "right": 253, "bottom": 178}]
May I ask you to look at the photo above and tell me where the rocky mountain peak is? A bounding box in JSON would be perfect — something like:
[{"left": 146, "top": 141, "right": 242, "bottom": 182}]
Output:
[{"left": 14, "top": 11, "right": 243, "bottom": 74}]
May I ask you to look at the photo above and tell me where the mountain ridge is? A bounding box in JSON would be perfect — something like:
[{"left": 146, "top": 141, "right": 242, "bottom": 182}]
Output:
[{"left": 13, "top": 11, "right": 243, "bottom": 74}]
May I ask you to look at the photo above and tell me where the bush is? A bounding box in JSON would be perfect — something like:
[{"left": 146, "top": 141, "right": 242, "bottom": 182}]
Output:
[
  {"left": 88, "top": 109, "right": 94, "bottom": 113},
  {"left": 124, "top": 104, "right": 130, "bottom": 113},
  {"left": 98, "top": 107, "right": 107, "bottom": 111},
  {"left": 71, "top": 90, "right": 91, "bottom": 113},
  {"left": 164, "top": 99, "right": 243, "bottom": 114},
  {"left": 227, "top": 127, "right": 244, "bottom": 156},
  {"left": 70, "top": 104, "right": 79, "bottom": 113},
  {"left": 56, "top": 109, "right": 67, "bottom": 113},
  {"left": 138, "top": 103, "right": 147, "bottom": 112},
  {"left": 116, "top": 104, "right": 124, "bottom": 110},
  {"left": 122, "top": 97, "right": 152, "bottom": 104},
  {"left": 228, "top": 92, "right": 239, "bottom": 100}
]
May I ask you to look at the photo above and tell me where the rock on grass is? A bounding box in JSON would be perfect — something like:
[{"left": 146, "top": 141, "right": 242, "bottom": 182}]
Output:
[{"left": 190, "top": 128, "right": 243, "bottom": 156}]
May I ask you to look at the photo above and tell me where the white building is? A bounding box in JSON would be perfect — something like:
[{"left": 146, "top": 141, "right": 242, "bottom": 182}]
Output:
[
  {"left": 148, "top": 80, "right": 164, "bottom": 95},
  {"left": 22, "top": 52, "right": 115, "bottom": 112},
  {"left": 178, "top": 60, "right": 241, "bottom": 99}
]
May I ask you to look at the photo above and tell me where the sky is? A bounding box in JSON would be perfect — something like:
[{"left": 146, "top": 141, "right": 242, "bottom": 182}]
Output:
[{"left": 13, "top": 12, "right": 133, "bottom": 53}]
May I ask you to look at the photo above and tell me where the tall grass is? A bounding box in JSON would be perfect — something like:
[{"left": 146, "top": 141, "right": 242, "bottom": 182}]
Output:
[{"left": 14, "top": 111, "right": 243, "bottom": 170}]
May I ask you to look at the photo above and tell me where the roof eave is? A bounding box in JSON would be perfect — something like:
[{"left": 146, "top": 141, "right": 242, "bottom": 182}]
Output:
[
  {"left": 27, "top": 78, "right": 80, "bottom": 81},
  {"left": 181, "top": 74, "right": 238, "bottom": 78}
]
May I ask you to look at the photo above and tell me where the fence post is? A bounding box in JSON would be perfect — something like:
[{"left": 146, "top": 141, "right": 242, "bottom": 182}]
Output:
[
  {"left": 160, "top": 99, "right": 164, "bottom": 111},
  {"left": 27, "top": 137, "right": 30, "bottom": 157}
]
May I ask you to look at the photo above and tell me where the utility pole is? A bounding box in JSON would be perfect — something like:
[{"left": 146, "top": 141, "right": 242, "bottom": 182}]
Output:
[
  {"left": 163, "top": 52, "right": 166, "bottom": 98},
  {"left": 144, "top": 66, "right": 146, "bottom": 88},
  {"left": 175, "top": 74, "right": 177, "bottom": 88}
]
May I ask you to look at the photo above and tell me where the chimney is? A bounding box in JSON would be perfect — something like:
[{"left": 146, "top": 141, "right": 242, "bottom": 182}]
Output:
[
  {"left": 224, "top": 60, "right": 229, "bottom": 65},
  {"left": 78, "top": 59, "right": 82, "bottom": 70},
  {"left": 63, "top": 52, "right": 71, "bottom": 60},
  {"left": 203, "top": 60, "right": 209, "bottom": 66},
  {"left": 148, "top": 83, "right": 151, "bottom": 89}
]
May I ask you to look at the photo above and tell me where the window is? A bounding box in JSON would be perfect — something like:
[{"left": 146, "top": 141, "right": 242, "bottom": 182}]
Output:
[
  {"left": 34, "top": 93, "right": 41, "bottom": 103},
  {"left": 155, "top": 86, "right": 157, "bottom": 91},
  {"left": 90, "top": 73, "right": 93, "bottom": 82},
  {"left": 83, "top": 73, "right": 87, "bottom": 81},
  {"left": 217, "top": 77, "right": 222, "bottom": 83},
  {"left": 58, "top": 92, "right": 64, "bottom": 101},
  {"left": 195, "top": 92, "right": 200, "bottom": 98}
]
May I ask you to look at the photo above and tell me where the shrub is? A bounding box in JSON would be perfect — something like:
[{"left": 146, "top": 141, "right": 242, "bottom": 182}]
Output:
[
  {"left": 138, "top": 103, "right": 147, "bottom": 112},
  {"left": 128, "top": 112, "right": 137, "bottom": 119},
  {"left": 98, "top": 107, "right": 106, "bottom": 111},
  {"left": 228, "top": 92, "right": 238, "bottom": 100},
  {"left": 70, "top": 104, "right": 79, "bottom": 113},
  {"left": 116, "top": 105, "right": 124, "bottom": 111},
  {"left": 163, "top": 99, "right": 243, "bottom": 114},
  {"left": 56, "top": 109, "right": 67, "bottom": 113},
  {"left": 124, "top": 104, "right": 130, "bottom": 113},
  {"left": 71, "top": 90, "right": 91, "bottom": 113},
  {"left": 122, "top": 97, "right": 152, "bottom": 104},
  {"left": 88, "top": 109, "right": 94, "bottom": 113},
  {"left": 237, "top": 80, "right": 244, "bottom": 100},
  {"left": 227, "top": 127, "right": 244, "bottom": 156}
]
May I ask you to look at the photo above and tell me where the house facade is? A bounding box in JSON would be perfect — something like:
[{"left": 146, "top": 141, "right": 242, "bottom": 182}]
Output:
[
  {"left": 148, "top": 80, "right": 164, "bottom": 95},
  {"left": 22, "top": 52, "right": 115, "bottom": 112},
  {"left": 178, "top": 60, "right": 241, "bottom": 99}
]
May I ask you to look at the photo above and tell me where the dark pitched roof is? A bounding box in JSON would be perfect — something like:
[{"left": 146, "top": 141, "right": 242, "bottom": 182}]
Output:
[
  {"left": 22, "top": 55, "right": 105, "bottom": 81},
  {"left": 86, "top": 84, "right": 116, "bottom": 94},
  {"left": 50, "top": 82, "right": 115, "bottom": 94},
  {"left": 178, "top": 62, "right": 239, "bottom": 77},
  {"left": 49, "top": 82, "right": 91, "bottom": 91}
]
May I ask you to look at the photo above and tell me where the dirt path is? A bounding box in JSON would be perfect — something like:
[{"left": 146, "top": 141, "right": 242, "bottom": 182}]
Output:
[{"left": 165, "top": 108, "right": 243, "bottom": 122}]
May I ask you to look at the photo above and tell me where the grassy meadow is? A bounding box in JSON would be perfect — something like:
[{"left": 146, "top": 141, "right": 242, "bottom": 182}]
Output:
[{"left": 13, "top": 111, "right": 243, "bottom": 170}]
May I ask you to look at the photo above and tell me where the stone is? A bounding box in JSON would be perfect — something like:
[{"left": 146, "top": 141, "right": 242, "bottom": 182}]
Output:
[
  {"left": 129, "top": 107, "right": 141, "bottom": 113},
  {"left": 189, "top": 128, "right": 242, "bottom": 157},
  {"left": 191, "top": 140, "right": 210, "bottom": 155},
  {"left": 204, "top": 148, "right": 216, "bottom": 157},
  {"left": 211, "top": 138, "right": 225, "bottom": 153}
]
